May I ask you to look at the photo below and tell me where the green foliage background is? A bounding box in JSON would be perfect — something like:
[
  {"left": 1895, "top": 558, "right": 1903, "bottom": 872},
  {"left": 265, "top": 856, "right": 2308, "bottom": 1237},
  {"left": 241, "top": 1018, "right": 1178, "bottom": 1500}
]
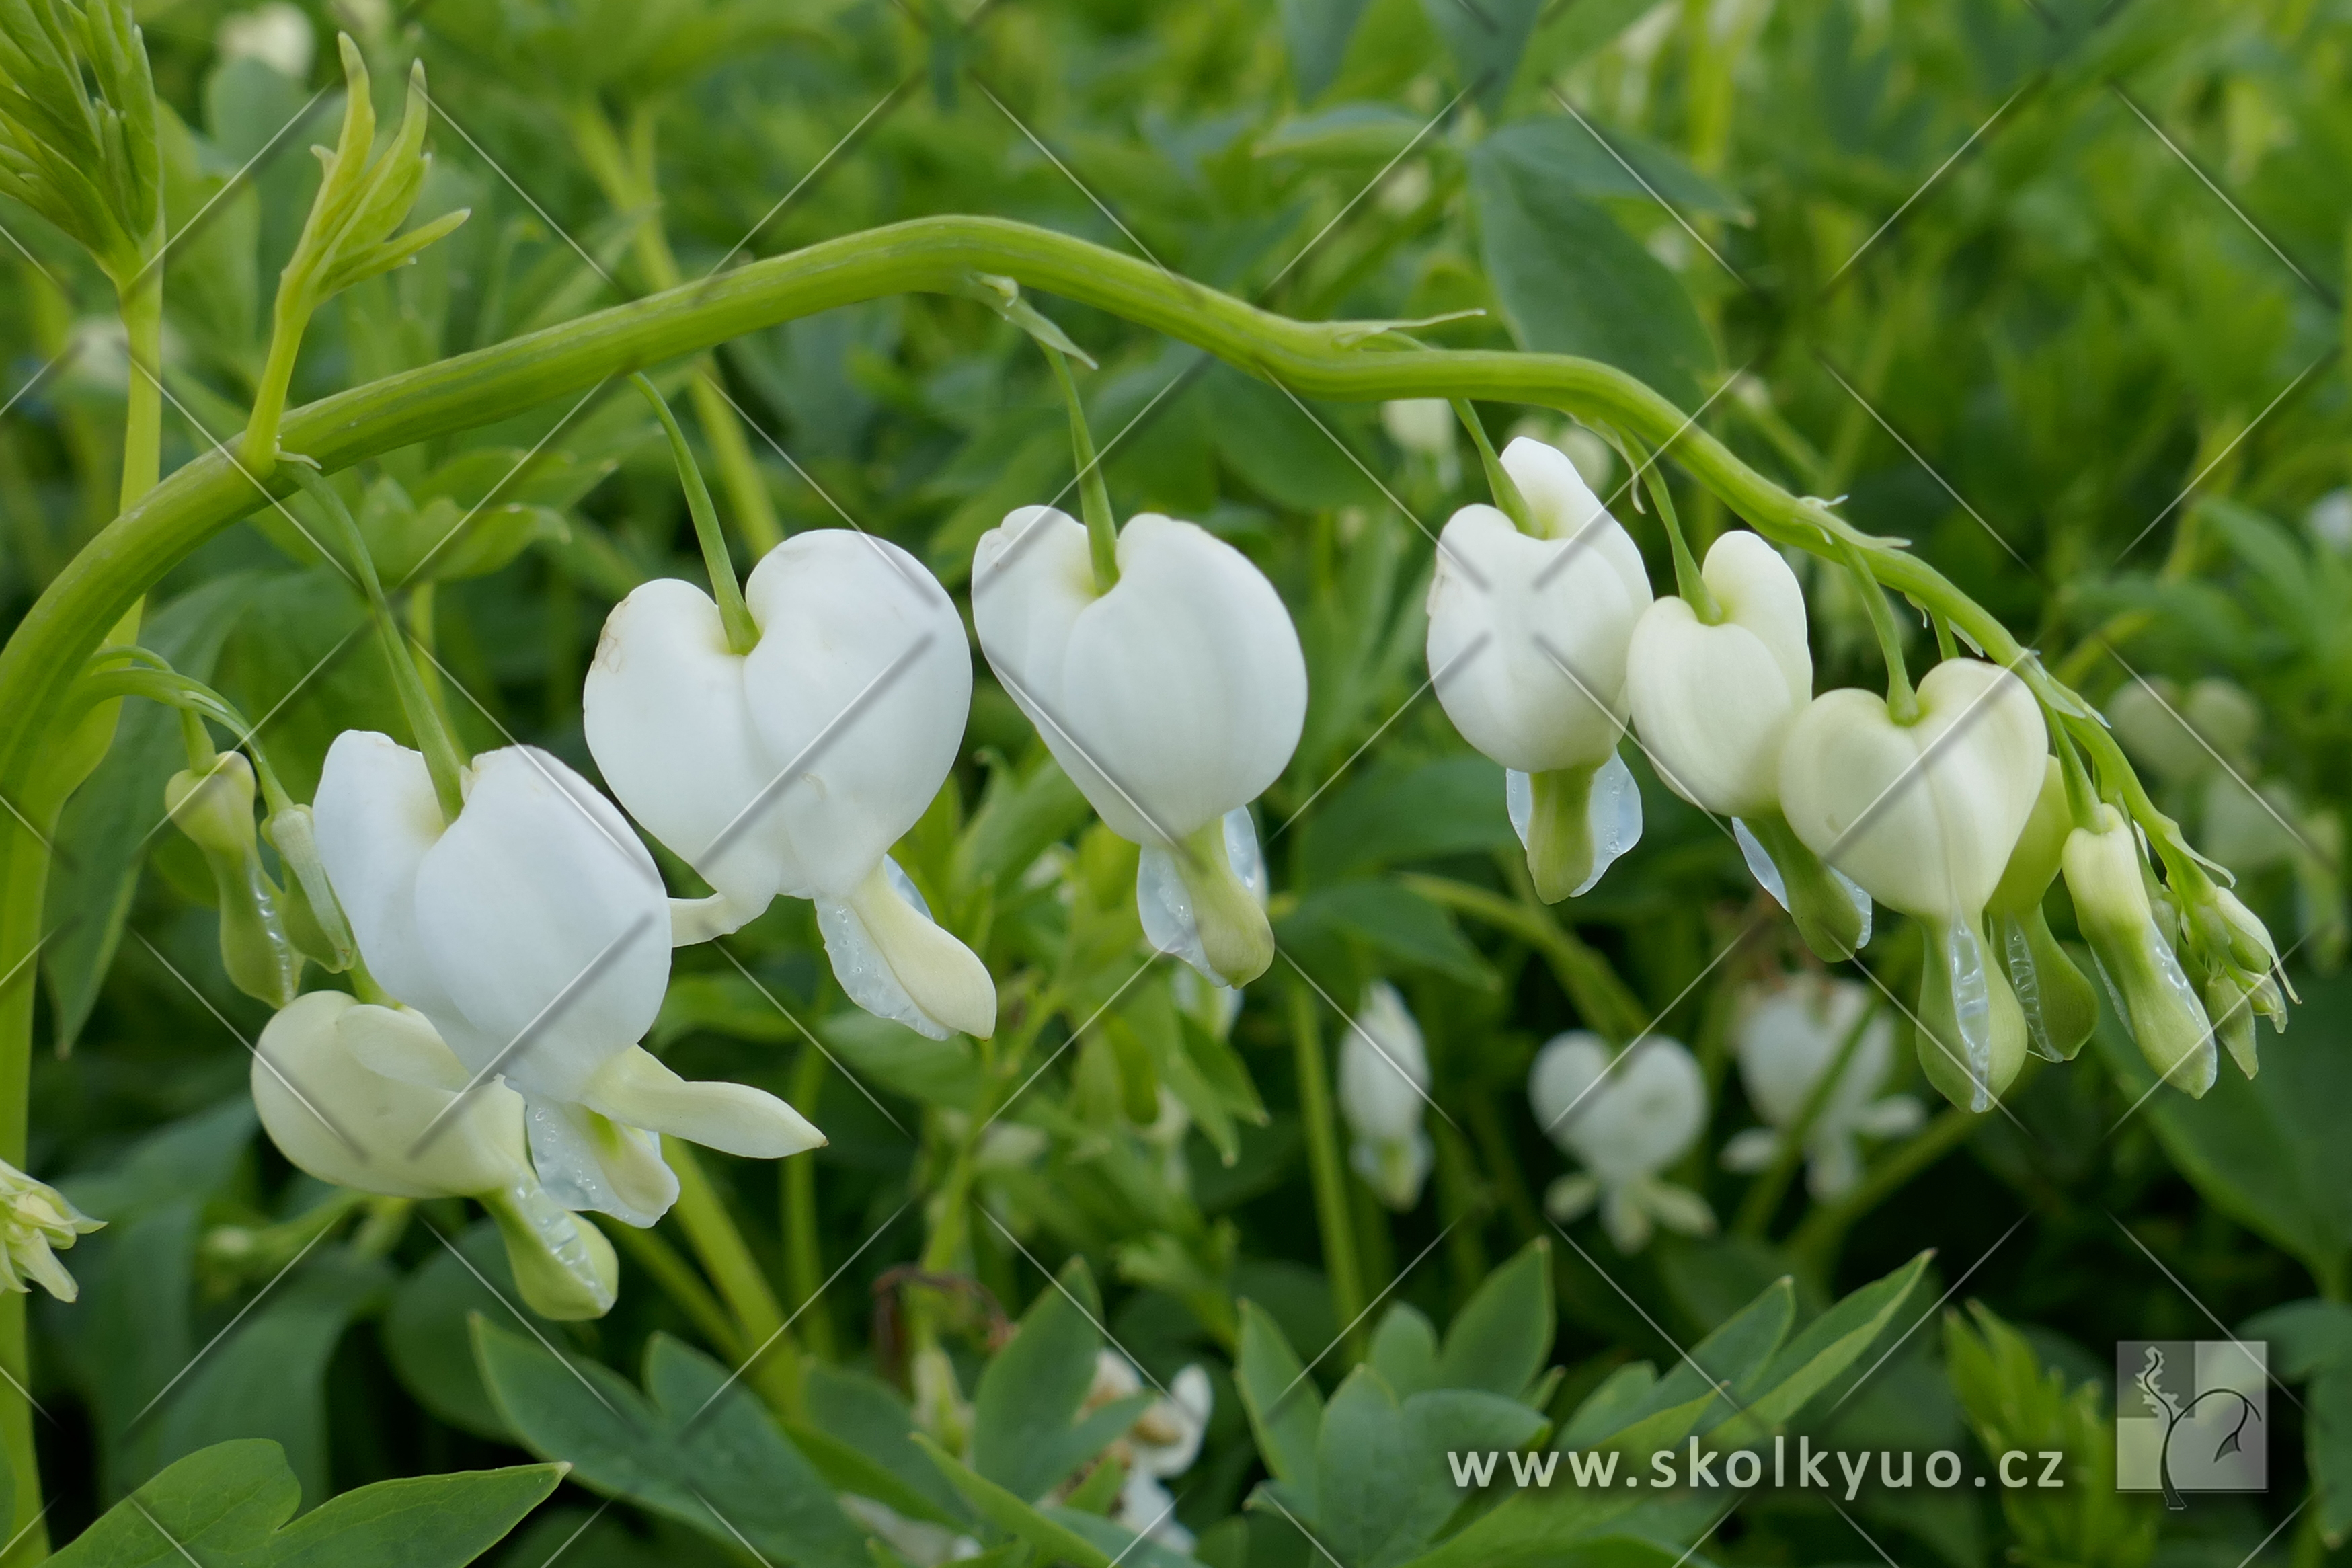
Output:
[{"left": 2, "top": 0, "right": 2349, "bottom": 1564}]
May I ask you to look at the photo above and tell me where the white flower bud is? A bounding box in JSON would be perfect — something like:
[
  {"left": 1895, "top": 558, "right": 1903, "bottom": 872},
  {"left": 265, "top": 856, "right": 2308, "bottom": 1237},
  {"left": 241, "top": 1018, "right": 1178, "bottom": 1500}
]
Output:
[
  {"left": 2064, "top": 806, "right": 2217, "bottom": 1096},
  {"left": 1427, "top": 438, "right": 1653, "bottom": 900},
  {"left": 1626, "top": 529, "right": 1811, "bottom": 817},
  {"left": 315, "top": 732, "right": 822, "bottom": 1226},
  {"left": 252, "top": 991, "right": 617, "bottom": 1319},
  {"left": 973, "top": 508, "right": 1305, "bottom": 987},
  {"left": 1381, "top": 399, "right": 1456, "bottom": 461},
  {"left": 1529, "top": 1032, "right": 1713, "bottom": 1252},
  {"left": 585, "top": 532, "right": 994, "bottom": 1041},
  {"left": 217, "top": 3, "right": 315, "bottom": 79},
  {"left": 0, "top": 1160, "right": 102, "bottom": 1303},
  {"left": 1337, "top": 982, "right": 1432, "bottom": 1210}
]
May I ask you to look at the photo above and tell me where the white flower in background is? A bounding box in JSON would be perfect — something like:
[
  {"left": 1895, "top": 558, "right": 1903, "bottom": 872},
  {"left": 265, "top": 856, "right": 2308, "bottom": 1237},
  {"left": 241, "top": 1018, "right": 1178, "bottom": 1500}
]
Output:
[
  {"left": 315, "top": 732, "right": 821, "bottom": 1227},
  {"left": 2306, "top": 488, "right": 2352, "bottom": 553},
  {"left": 0, "top": 1159, "right": 102, "bottom": 1303},
  {"left": 1778, "top": 659, "right": 2046, "bottom": 1109},
  {"left": 1085, "top": 1352, "right": 1212, "bottom": 1551},
  {"left": 973, "top": 508, "right": 1304, "bottom": 987},
  {"left": 1627, "top": 531, "right": 1810, "bottom": 818},
  {"left": 836, "top": 1498, "right": 980, "bottom": 1566},
  {"left": 1719, "top": 976, "right": 1921, "bottom": 1199},
  {"left": 1337, "top": 982, "right": 1432, "bottom": 1210},
  {"left": 1382, "top": 398, "right": 1458, "bottom": 488},
  {"left": 252, "top": 991, "right": 619, "bottom": 1319},
  {"left": 586, "top": 531, "right": 994, "bottom": 1041},
  {"left": 1427, "top": 437, "right": 1653, "bottom": 901},
  {"left": 2107, "top": 677, "right": 2258, "bottom": 789},
  {"left": 217, "top": 3, "right": 315, "bottom": 78},
  {"left": 1529, "top": 1032, "right": 1713, "bottom": 1252}
]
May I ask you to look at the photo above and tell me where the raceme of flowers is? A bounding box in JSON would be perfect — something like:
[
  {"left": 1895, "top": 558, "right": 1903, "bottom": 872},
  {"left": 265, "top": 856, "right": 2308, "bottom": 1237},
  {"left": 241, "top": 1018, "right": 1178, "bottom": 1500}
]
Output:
[{"left": 157, "top": 415, "right": 2277, "bottom": 1319}]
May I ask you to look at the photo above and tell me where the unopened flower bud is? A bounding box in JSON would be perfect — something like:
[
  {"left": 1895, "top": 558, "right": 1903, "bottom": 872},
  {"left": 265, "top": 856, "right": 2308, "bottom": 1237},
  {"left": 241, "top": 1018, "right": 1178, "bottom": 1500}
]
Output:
[
  {"left": 0, "top": 1160, "right": 103, "bottom": 1302},
  {"left": 1986, "top": 760, "right": 2099, "bottom": 1062},
  {"left": 166, "top": 752, "right": 303, "bottom": 1009},
  {"left": 2063, "top": 806, "right": 2216, "bottom": 1097},
  {"left": 263, "top": 803, "right": 356, "bottom": 971},
  {"left": 1337, "top": 982, "right": 1431, "bottom": 1210}
]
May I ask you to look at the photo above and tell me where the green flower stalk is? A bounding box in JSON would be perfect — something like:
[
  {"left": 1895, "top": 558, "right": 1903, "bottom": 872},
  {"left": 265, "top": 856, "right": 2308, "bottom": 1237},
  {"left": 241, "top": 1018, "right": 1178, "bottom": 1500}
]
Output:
[{"left": 242, "top": 36, "right": 469, "bottom": 471}]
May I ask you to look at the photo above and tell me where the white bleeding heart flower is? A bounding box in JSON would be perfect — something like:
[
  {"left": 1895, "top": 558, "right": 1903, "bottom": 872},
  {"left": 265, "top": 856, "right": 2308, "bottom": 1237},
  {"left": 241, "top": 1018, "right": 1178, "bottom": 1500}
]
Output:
[
  {"left": 1718, "top": 976, "right": 1921, "bottom": 1200},
  {"left": 314, "top": 731, "right": 822, "bottom": 1228},
  {"left": 1627, "top": 531, "right": 1811, "bottom": 817},
  {"left": 584, "top": 531, "right": 994, "bottom": 1042},
  {"left": 2064, "top": 806, "right": 2218, "bottom": 1096},
  {"left": 1336, "top": 980, "right": 1432, "bottom": 1210},
  {"left": 1779, "top": 658, "right": 2047, "bottom": 1111},
  {"left": 1084, "top": 1353, "right": 1212, "bottom": 1550},
  {"left": 973, "top": 507, "right": 1304, "bottom": 987},
  {"left": 1426, "top": 437, "right": 1652, "bottom": 902},
  {"left": 0, "top": 1157, "right": 101, "bottom": 1304},
  {"left": 252, "top": 990, "right": 619, "bottom": 1319},
  {"left": 1528, "top": 1031, "right": 1713, "bottom": 1252}
]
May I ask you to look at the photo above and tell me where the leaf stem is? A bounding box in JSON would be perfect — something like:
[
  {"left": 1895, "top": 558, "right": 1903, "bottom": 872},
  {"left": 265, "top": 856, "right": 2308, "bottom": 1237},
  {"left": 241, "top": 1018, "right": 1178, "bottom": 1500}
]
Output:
[
  {"left": 633, "top": 374, "right": 759, "bottom": 654},
  {"left": 1047, "top": 348, "right": 1120, "bottom": 592},
  {"left": 1288, "top": 981, "right": 1366, "bottom": 1362},
  {"left": 781, "top": 1043, "right": 835, "bottom": 1360},
  {"left": 1842, "top": 541, "right": 1918, "bottom": 723},
  {"left": 662, "top": 1137, "right": 800, "bottom": 1419}
]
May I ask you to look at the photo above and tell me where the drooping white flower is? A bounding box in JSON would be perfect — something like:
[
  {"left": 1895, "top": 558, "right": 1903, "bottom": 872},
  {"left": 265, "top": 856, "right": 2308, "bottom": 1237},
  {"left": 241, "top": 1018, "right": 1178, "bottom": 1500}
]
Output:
[
  {"left": 973, "top": 508, "right": 1304, "bottom": 987},
  {"left": 1626, "top": 531, "right": 1810, "bottom": 818},
  {"left": 1426, "top": 437, "right": 1652, "bottom": 901},
  {"left": 1336, "top": 981, "right": 1432, "bottom": 1210},
  {"left": 252, "top": 990, "right": 619, "bottom": 1319},
  {"left": 1718, "top": 976, "right": 1921, "bottom": 1199},
  {"left": 0, "top": 1158, "right": 102, "bottom": 1303},
  {"left": 1779, "top": 659, "right": 2046, "bottom": 1109},
  {"left": 1528, "top": 1032, "right": 1713, "bottom": 1252},
  {"left": 1085, "top": 1352, "right": 1212, "bottom": 1551},
  {"left": 314, "top": 732, "right": 821, "bottom": 1227},
  {"left": 585, "top": 531, "right": 994, "bottom": 1041}
]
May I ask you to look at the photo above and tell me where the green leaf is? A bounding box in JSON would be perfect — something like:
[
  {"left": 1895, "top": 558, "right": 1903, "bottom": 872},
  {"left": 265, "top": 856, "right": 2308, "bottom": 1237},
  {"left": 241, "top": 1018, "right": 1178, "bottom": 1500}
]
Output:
[
  {"left": 823, "top": 1010, "right": 988, "bottom": 1110},
  {"left": 1257, "top": 104, "right": 1428, "bottom": 163},
  {"left": 971, "top": 1258, "right": 1152, "bottom": 1501},
  {"left": 1368, "top": 1306, "right": 1440, "bottom": 1399},
  {"left": 1420, "top": 0, "right": 1546, "bottom": 108},
  {"left": 1044, "top": 1507, "right": 1207, "bottom": 1568},
  {"left": 475, "top": 1322, "right": 870, "bottom": 1568},
  {"left": 148, "top": 1249, "right": 391, "bottom": 1505},
  {"left": 1436, "top": 1239, "right": 1553, "bottom": 1398},
  {"left": 1282, "top": 0, "right": 1379, "bottom": 101},
  {"left": 1713, "top": 1250, "right": 1932, "bottom": 1443},
  {"left": 914, "top": 1436, "right": 1109, "bottom": 1564},
  {"left": 1479, "top": 118, "right": 1746, "bottom": 220},
  {"left": 46, "top": 573, "right": 267, "bottom": 1051},
  {"left": 1468, "top": 138, "right": 1715, "bottom": 411},
  {"left": 2092, "top": 970, "right": 2352, "bottom": 1287},
  {"left": 50, "top": 1438, "right": 558, "bottom": 1568},
  {"left": 384, "top": 1219, "right": 561, "bottom": 1441},
  {"left": 1204, "top": 365, "right": 1382, "bottom": 511},
  {"left": 1312, "top": 1367, "right": 1423, "bottom": 1567},
  {"left": 789, "top": 1363, "right": 970, "bottom": 1528},
  {"left": 2245, "top": 1299, "right": 2352, "bottom": 1548},
  {"left": 1279, "top": 881, "right": 1489, "bottom": 984},
  {"left": 1295, "top": 759, "right": 1514, "bottom": 887},
  {"left": 1236, "top": 1300, "right": 1325, "bottom": 1506}
]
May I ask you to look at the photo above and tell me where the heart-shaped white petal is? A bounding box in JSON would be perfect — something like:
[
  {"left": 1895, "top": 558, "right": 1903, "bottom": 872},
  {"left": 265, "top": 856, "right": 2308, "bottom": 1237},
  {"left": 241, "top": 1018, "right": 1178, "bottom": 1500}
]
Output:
[
  {"left": 1627, "top": 531, "right": 1811, "bottom": 816},
  {"left": 1778, "top": 658, "right": 2047, "bottom": 920}
]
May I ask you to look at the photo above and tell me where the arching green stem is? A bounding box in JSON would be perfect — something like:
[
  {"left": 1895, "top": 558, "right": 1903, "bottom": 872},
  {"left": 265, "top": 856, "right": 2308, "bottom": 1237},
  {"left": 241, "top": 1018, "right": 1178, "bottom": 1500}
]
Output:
[{"left": 633, "top": 374, "right": 760, "bottom": 654}]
